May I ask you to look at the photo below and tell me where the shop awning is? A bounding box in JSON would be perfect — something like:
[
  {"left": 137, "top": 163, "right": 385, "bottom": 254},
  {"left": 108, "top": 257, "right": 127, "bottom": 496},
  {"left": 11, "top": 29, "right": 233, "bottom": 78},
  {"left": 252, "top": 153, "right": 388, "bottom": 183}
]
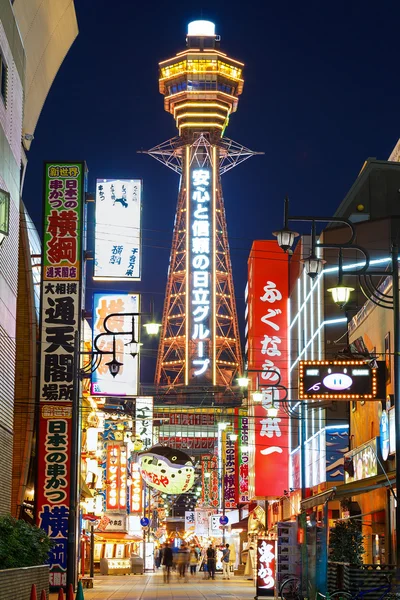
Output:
[
  {"left": 300, "top": 471, "right": 396, "bottom": 511},
  {"left": 300, "top": 488, "right": 337, "bottom": 511},
  {"left": 230, "top": 517, "right": 249, "bottom": 530},
  {"left": 80, "top": 477, "right": 95, "bottom": 499},
  {"left": 95, "top": 532, "right": 142, "bottom": 541}
]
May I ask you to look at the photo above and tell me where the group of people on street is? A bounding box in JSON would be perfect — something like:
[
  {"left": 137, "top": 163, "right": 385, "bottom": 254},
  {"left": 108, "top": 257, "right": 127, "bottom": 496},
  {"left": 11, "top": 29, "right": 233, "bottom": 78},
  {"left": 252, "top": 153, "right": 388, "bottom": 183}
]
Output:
[{"left": 157, "top": 541, "right": 232, "bottom": 583}]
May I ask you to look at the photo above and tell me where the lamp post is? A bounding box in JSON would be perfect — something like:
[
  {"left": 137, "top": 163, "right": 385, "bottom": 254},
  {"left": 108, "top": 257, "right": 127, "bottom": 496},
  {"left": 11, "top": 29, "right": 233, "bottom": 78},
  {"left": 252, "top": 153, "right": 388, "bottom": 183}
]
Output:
[
  {"left": 66, "top": 309, "right": 160, "bottom": 590},
  {"left": 274, "top": 198, "right": 400, "bottom": 573}
]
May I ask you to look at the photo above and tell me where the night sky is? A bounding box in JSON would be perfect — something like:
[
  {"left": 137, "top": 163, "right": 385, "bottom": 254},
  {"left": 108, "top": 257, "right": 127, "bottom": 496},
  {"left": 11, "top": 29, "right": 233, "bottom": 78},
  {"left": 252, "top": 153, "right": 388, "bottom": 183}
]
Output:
[{"left": 22, "top": 0, "right": 400, "bottom": 371}]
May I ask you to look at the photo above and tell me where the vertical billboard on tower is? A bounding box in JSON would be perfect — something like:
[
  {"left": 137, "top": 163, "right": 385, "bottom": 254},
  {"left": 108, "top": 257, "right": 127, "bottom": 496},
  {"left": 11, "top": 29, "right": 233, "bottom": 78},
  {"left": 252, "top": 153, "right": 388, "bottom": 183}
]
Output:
[
  {"left": 247, "top": 240, "right": 289, "bottom": 499},
  {"left": 186, "top": 151, "right": 216, "bottom": 384},
  {"left": 94, "top": 179, "right": 141, "bottom": 280},
  {"left": 37, "top": 161, "right": 86, "bottom": 588},
  {"left": 91, "top": 292, "right": 139, "bottom": 396}
]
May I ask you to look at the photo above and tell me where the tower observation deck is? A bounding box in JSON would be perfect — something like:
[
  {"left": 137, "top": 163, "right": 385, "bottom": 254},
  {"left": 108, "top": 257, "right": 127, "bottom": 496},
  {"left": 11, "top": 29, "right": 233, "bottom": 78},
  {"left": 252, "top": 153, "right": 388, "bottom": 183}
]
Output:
[{"left": 146, "top": 21, "right": 261, "bottom": 402}]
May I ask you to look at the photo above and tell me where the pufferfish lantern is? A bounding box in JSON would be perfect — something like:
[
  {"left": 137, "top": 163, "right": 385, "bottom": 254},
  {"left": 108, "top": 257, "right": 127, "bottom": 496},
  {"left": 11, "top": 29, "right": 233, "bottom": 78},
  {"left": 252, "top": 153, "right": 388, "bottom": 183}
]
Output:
[{"left": 138, "top": 445, "right": 195, "bottom": 494}]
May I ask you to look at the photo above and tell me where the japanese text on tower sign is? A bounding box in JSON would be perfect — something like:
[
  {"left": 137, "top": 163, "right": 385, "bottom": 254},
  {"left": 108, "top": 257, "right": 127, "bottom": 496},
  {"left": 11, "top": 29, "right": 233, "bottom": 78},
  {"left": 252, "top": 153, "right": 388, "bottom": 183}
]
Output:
[{"left": 191, "top": 168, "right": 211, "bottom": 378}]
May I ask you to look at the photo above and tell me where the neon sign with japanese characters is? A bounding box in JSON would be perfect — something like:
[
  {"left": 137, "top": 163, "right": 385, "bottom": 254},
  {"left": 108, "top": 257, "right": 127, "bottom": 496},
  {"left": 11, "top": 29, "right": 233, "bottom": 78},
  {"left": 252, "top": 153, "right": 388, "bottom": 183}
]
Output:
[
  {"left": 256, "top": 539, "right": 276, "bottom": 596},
  {"left": 189, "top": 167, "right": 213, "bottom": 382},
  {"left": 106, "top": 444, "right": 127, "bottom": 511},
  {"left": 94, "top": 179, "right": 142, "bottom": 281},
  {"left": 247, "top": 240, "right": 289, "bottom": 498},
  {"left": 37, "top": 162, "right": 86, "bottom": 588}
]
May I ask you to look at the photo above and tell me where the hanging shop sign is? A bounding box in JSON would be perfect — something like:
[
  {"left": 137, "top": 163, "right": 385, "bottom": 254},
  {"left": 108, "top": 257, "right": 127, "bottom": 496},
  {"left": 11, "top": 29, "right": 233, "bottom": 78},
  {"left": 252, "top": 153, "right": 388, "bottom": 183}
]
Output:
[
  {"left": 389, "top": 407, "right": 395, "bottom": 455},
  {"left": 195, "top": 509, "right": 211, "bottom": 536},
  {"left": 106, "top": 443, "right": 127, "bottom": 511},
  {"left": 188, "top": 162, "right": 214, "bottom": 384},
  {"left": 256, "top": 538, "right": 276, "bottom": 597},
  {"left": 344, "top": 437, "right": 383, "bottom": 483},
  {"left": 247, "top": 240, "right": 289, "bottom": 499},
  {"left": 239, "top": 416, "right": 249, "bottom": 503},
  {"left": 130, "top": 462, "right": 142, "bottom": 514},
  {"left": 299, "top": 360, "right": 380, "bottom": 400},
  {"left": 224, "top": 433, "right": 238, "bottom": 509},
  {"left": 201, "top": 455, "right": 219, "bottom": 508},
  {"left": 94, "top": 179, "right": 141, "bottom": 281},
  {"left": 37, "top": 161, "right": 86, "bottom": 589},
  {"left": 91, "top": 292, "right": 139, "bottom": 396},
  {"left": 379, "top": 410, "right": 390, "bottom": 461},
  {"left": 158, "top": 436, "right": 216, "bottom": 450},
  {"left": 185, "top": 511, "right": 195, "bottom": 532},
  {"left": 138, "top": 445, "right": 195, "bottom": 494},
  {"left": 135, "top": 396, "right": 153, "bottom": 451}
]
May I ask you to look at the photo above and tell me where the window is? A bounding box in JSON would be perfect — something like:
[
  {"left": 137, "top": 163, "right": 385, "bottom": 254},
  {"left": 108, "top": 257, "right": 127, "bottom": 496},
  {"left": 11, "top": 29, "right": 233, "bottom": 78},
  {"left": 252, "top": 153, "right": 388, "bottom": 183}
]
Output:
[
  {"left": 0, "top": 51, "right": 7, "bottom": 104},
  {"left": 0, "top": 188, "right": 10, "bottom": 245}
]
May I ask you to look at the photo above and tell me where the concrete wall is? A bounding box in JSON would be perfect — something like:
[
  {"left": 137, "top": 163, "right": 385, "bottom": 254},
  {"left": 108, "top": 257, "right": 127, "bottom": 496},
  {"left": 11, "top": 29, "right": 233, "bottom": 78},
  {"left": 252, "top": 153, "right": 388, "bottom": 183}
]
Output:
[
  {"left": 0, "top": 5, "right": 24, "bottom": 516},
  {"left": 0, "top": 565, "right": 49, "bottom": 600}
]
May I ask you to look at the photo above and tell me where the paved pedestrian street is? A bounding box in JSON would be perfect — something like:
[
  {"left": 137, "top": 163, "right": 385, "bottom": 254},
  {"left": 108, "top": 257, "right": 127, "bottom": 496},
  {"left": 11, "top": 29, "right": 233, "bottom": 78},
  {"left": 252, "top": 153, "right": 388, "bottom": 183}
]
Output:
[{"left": 50, "top": 573, "right": 255, "bottom": 600}]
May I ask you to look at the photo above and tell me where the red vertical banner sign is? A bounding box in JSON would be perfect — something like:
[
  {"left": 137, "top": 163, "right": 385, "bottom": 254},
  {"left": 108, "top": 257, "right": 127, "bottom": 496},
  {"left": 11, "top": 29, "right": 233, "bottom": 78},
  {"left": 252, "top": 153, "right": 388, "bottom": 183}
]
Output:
[
  {"left": 247, "top": 240, "right": 289, "bottom": 499},
  {"left": 239, "top": 413, "right": 249, "bottom": 503},
  {"left": 224, "top": 434, "right": 238, "bottom": 509},
  {"left": 36, "top": 162, "right": 86, "bottom": 589}
]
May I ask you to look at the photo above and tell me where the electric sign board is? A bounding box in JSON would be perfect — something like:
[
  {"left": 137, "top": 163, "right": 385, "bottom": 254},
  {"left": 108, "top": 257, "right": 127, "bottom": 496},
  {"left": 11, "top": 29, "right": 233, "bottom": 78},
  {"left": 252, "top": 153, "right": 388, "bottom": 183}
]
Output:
[
  {"left": 94, "top": 179, "right": 141, "bottom": 281},
  {"left": 299, "top": 360, "right": 380, "bottom": 400},
  {"left": 91, "top": 292, "right": 139, "bottom": 396},
  {"left": 187, "top": 161, "right": 214, "bottom": 384}
]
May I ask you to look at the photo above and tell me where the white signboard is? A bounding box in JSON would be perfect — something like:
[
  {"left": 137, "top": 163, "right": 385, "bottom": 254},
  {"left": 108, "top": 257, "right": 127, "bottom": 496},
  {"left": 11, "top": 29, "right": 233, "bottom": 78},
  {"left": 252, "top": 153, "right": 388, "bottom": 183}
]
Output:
[
  {"left": 91, "top": 292, "right": 139, "bottom": 396},
  {"left": 102, "top": 514, "right": 127, "bottom": 532},
  {"left": 195, "top": 509, "right": 210, "bottom": 536},
  {"left": 135, "top": 397, "right": 153, "bottom": 450},
  {"left": 389, "top": 407, "right": 395, "bottom": 455},
  {"left": 209, "top": 514, "right": 224, "bottom": 536},
  {"left": 94, "top": 179, "right": 141, "bottom": 281},
  {"left": 185, "top": 511, "right": 195, "bottom": 532}
]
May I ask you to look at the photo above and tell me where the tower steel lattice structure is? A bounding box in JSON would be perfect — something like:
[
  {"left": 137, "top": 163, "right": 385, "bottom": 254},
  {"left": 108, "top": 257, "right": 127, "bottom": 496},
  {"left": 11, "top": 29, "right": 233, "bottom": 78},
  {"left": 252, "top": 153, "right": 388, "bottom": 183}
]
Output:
[{"left": 145, "top": 21, "right": 261, "bottom": 398}]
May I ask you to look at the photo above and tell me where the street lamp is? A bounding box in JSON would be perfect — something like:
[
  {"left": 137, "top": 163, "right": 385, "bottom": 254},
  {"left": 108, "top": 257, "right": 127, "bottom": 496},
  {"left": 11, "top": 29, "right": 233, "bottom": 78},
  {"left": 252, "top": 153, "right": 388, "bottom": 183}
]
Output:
[
  {"left": 274, "top": 196, "right": 400, "bottom": 572},
  {"left": 273, "top": 197, "right": 299, "bottom": 253},
  {"left": 67, "top": 308, "right": 160, "bottom": 590}
]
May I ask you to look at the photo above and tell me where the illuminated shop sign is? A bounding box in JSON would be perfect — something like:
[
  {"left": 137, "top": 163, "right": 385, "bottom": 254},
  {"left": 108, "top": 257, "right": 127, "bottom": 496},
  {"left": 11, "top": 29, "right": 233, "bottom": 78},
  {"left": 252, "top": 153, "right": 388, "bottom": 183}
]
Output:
[
  {"left": 239, "top": 416, "right": 249, "bottom": 503},
  {"left": 106, "top": 444, "right": 127, "bottom": 511},
  {"left": 256, "top": 538, "right": 276, "bottom": 596},
  {"left": 91, "top": 292, "right": 139, "bottom": 396},
  {"left": 344, "top": 437, "right": 382, "bottom": 483},
  {"left": 299, "top": 360, "right": 379, "bottom": 400},
  {"left": 130, "top": 463, "right": 142, "bottom": 513},
  {"left": 389, "top": 407, "right": 395, "bottom": 455},
  {"left": 94, "top": 179, "right": 141, "bottom": 281},
  {"left": 37, "top": 161, "right": 86, "bottom": 589},
  {"left": 189, "top": 167, "right": 212, "bottom": 382}
]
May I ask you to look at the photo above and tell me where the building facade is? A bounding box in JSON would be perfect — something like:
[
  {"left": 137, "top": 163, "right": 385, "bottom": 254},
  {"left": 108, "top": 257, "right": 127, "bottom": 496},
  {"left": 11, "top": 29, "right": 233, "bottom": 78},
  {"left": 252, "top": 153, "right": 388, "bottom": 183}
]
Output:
[{"left": 0, "top": 0, "right": 78, "bottom": 516}]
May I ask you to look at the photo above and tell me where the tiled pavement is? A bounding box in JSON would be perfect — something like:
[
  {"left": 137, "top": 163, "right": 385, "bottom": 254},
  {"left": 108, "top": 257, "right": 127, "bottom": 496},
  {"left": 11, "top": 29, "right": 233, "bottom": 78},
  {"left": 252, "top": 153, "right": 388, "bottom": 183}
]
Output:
[{"left": 50, "top": 571, "right": 255, "bottom": 600}]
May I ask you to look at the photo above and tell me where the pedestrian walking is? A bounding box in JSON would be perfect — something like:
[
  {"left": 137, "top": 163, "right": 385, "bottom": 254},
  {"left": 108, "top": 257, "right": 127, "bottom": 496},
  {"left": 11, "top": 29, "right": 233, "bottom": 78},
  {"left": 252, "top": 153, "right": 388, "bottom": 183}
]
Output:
[
  {"left": 189, "top": 546, "right": 198, "bottom": 576},
  {"left": 162, "top": 542, "right": 173, "bottom": 583},
  {"left": 206, "top": 544, "right": 216, "bottom": 580},
  {"left": 177, "top": 542, "right": 190, "bottom": 579},
  {"left": 221, "top": 543, "right": 231, "bottom": 579}
]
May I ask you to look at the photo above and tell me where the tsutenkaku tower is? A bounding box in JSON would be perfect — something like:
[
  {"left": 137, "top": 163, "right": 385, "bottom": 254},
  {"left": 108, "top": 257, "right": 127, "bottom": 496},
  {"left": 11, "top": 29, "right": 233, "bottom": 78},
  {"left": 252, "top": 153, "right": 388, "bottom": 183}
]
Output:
[{"left": 148, "top": 20, "right": 260, "bottom": 394}]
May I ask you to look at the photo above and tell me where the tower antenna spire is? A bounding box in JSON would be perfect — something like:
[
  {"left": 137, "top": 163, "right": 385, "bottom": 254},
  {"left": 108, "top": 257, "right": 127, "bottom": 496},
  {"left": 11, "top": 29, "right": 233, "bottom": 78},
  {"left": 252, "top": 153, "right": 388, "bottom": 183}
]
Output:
[{"left": 143, "top": 22, "right": 263, "bottom": 400}]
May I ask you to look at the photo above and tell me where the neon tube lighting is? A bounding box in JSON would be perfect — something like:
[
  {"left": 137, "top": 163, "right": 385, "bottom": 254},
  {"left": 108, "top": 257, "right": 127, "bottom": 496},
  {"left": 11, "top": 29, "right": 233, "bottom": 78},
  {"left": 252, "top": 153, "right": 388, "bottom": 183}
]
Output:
[{"left": 289, "top": 318, "right": 347, "bottom": 372}]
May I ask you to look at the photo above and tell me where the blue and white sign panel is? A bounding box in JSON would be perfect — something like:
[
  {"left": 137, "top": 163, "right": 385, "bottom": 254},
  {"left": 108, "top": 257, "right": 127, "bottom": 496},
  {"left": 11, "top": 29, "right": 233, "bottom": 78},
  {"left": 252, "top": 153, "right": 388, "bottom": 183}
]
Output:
[
  {"left": 188, "top": 164, "right": 214, "bottom": 384},
  {"left": 94, "top": 179, "right": 141, "bottom": 281},
  {"left": 91, "top": 292, "right": 139, "bottom": 396}
]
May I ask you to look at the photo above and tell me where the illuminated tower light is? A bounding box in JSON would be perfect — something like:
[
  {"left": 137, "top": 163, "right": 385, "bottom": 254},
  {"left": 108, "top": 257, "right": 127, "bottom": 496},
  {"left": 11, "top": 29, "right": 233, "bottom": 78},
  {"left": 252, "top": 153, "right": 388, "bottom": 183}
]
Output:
[{"left": 143, "top": 21, "right": 262, "bottom": 392}]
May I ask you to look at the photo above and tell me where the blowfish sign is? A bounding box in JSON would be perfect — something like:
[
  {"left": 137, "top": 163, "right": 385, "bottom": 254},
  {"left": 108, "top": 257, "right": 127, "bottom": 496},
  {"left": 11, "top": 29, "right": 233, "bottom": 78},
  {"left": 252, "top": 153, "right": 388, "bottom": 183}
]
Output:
[
  {"left": 188, "top": 165, "right": 213, "bottom": 383},
  {"left": 138, "top": 445, "right": 195, "bottom": 494}
]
